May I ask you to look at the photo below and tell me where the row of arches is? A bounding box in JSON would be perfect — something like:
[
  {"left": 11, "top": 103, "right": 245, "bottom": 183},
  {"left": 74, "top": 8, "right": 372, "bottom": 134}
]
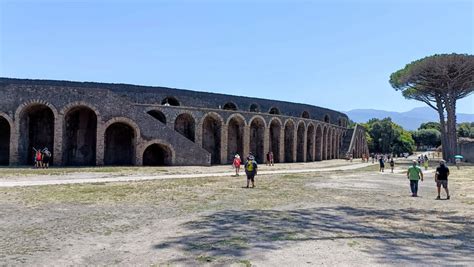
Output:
[
  {"left": 157, "top": 96, "right": 347, "bottom": 124},
  {"left": 200, "top": 113, "right": 344, "bottom": 165},
  {"left": 0, "top": 103, "right": 347, "bottom": 166},
  {"left": 0, "top": 103, "right": 174, "bottom": 166}
]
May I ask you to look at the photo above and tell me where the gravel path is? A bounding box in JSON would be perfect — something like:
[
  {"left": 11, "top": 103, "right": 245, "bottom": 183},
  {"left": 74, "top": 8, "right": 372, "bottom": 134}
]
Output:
[{"left": 0, "top": 162, "right": 373, "bottom": 187}]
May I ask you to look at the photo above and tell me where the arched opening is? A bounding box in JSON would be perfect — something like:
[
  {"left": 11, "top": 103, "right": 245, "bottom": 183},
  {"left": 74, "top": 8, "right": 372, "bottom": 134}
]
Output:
[
  {"left": 250, "top": 118, "right": 265, "bottom": 163},
  {"left": 223, "top": 102, "right": 238, "bottom": 111},
  {"left": 302, "top": 111, "right": 310, "bottom": 119},
  {"left": 174, "top": 113, "right": 195, "bottom": 142},
  {"left": 296, "top": 123, "right": 305, "bottom": 162},
  {"left": 64, "top": 106, "right": 97, "bottom": 166},
  {"left": 104, "top": 122, "right": 135, "bottom": 165},
  {"left": 227, "top": 116, "right": 245, "bottom": 163},
  {"left": 315, "top": 125, "right": 322, "bottom": 161},
  {"left": 269, "top": 120, "right": 281, "bottom": 163},
  {"left": 143, "top": 144, "right": 172, "bottom": 166},
  {"left": 338, "top": 118, "right": 344, "bottom": 127},
  {"left": 332, "top": 132, "right": 337, "bottom": 159},
  {"left": 284, "top": 121, "right": 295, "bottom": 162},
  {"left": 202, "top": 115, "right": 222, "bottom": 164},
  {"left": 19, "top": 104, "right": 55, "bottom": 165},
  {"left": 0, "top": 116, "right": 10, "bottom": 165},
  {"left": 161, "top": 97, "right": 180, "bottom": 106},
  {"left": 324, "top": 114, "right": 330, "bottom": 123},
  {"left": 249, "top": 103, "right": 260, "bottom": 112},
  {"left": 306, "top": 124, "right": 315, "bottom": 161},
  {"left": 327, "top": 128, "right": 333, "bottom": 160},
  {"left": 269, "top": 107, "right": 280, "bottom": 115},
  {"left": 147, "top": 110, "right": 166, "bottom": 124},
  {"left": 322, "top": 127, "right": 328, "bottom": 160}
]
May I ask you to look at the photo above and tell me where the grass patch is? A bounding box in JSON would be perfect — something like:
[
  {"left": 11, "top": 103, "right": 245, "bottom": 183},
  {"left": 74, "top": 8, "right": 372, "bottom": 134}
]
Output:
[
  {"left": 348, "top": 240, "right": 360, "bottom": 247},
  {"left": 0, "top": 166, "right": 169, "bottom": 177},
  {"left": 238, "top": 259, "right": 252, "bottom": 267},
  {"left": 196, "top": 255, "right": 216, "bottom": 263}
]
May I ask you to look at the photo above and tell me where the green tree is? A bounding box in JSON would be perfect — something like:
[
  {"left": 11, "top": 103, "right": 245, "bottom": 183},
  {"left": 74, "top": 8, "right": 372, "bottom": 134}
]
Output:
[
  {"left": 457, "top": 122, "right": 474, "bottom": 138},
  {"left": 390, "top": 53, "right": 474, "bottom": 162},
  {"left": 412, "top": 129, "right": 442, "bottom": 149},
  {"left": 419, "top": 122, "right": 441, "bottom": 132},
  {"left": 362, "top": 118, "right": 415, "bottom": 154}
]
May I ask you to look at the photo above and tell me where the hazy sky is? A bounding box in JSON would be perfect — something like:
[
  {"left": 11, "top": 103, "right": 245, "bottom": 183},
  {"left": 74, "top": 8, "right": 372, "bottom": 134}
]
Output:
[{"left": 1, "top": 0, "right": 473, "bottom": 113}]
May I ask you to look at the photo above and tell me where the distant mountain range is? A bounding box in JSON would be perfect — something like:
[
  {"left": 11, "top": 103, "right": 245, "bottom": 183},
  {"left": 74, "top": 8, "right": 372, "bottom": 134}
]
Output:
[{"left": 345, "top": 107, "right": 474, "bottom": 130}]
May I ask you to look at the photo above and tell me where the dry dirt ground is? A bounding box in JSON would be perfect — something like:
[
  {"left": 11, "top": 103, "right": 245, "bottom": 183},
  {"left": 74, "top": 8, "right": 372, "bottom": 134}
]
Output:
[{"left": 0, "top": 161, "right": 473, "bottom": 266}]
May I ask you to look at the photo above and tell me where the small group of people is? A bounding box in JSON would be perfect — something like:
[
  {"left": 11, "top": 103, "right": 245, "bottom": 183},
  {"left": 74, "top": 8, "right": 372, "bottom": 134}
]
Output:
[
  {"left": 232, "top": 152, "right": 259, "bottom": 188},
  {"left": 375, "top": 154, "right": 395, "bottom": 173},
  {"left": 33, "top": 147, "right": 52, "bottom": 169},
  {"left": 406, "top": 159, "right": 450, "bottom": 200},
  {"left": 417, "top": 154, "right": 430, "bottom": 170}
]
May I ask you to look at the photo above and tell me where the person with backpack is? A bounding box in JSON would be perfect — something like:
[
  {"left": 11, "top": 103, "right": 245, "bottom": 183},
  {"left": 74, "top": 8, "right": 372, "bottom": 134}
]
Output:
[
  {"left": 389, "top": 158, "right": 395, "bottom": 173},
  {"left": 407, "top": 160, "right": 424, "bottom": 197},
  {"left": 244, "top": 155, "right": 258, "bottom": 188},
  {"left": 42, "top": 147, "right": 52, "bottom": 169},
  {"left": 232, "top": 154, "right": 241, "bottom": 176}
]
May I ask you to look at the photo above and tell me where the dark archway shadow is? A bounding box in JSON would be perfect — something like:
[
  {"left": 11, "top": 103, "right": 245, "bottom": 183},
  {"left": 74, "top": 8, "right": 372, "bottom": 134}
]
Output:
[{"left": 153, "top": 206, "right": 473, "bottom": 265}]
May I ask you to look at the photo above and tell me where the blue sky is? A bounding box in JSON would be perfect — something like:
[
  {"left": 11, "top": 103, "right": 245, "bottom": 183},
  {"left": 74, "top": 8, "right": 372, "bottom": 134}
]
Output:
[{"left": 1, "top": 0, "right": 473, "bottom": 114}]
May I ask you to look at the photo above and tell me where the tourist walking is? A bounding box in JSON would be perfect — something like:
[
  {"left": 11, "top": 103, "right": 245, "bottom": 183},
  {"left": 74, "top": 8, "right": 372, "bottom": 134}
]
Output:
[
  {"left": 379, "top": 156, "right": 385, "bottom": 172},
  {"left": 389, "top": 158, "right": 395, "bottom": 173},
  {"left": 407, "top": 160, "right": 424, "bottom": 197},
  {"left": 244, "top": 155, "right": 258, "bottom": 188},
  {"left": 42, "top": 147, "right": 51, "bottom": 169},
  {"left": 232, "top": 154, "right": 241, "bottom": 176},
  {"left": 435, "top": 160, "right": 450, "bottom": 200}
]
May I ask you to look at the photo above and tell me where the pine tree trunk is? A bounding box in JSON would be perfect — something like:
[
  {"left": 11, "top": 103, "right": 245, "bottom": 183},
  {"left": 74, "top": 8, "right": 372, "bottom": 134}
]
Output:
[
  {"left": 445, "top": 97, "right": 458, "bottom": 163},
  {"left": 435, "top": 97, "right": 448, "bottom": 162}
]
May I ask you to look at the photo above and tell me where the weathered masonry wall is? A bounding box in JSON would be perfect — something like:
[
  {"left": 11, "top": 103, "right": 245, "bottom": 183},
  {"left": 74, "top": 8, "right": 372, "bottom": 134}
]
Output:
[{"left": 0, "top": 78, "right": 369, "bottom": 166}]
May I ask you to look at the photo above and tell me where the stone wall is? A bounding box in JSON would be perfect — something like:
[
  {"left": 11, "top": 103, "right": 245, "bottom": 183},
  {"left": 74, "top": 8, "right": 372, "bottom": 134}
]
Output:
[{"left": 0, "top": 78, "right": 368, "bottom": 166}]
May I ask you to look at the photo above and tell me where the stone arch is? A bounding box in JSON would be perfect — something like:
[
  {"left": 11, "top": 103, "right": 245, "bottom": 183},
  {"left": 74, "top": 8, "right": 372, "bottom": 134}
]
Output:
[
  {"left": 315, "top": 124, "right": 323, "bottom": 161},
  {"left": 269, "top": 118, "right": 282, "bottom": 163},
  {"left": 227, "top": 115, "right": 245, "bottom": 163},
  {"left": 174, "top": 113, "right": 195, "bottom": 142},
  {"left": 324, "top": 114, "right": 330, "bottom": 123},
  {"left": 63, "top": 105, "right": 98, "bottom": 166},
  {"left": 103, "top": 118, "right": 140, "bottom": 166},
  {"left": 161, "top": 96, "right": 180, "bottom": 106},
  {"left": 248, "top": 115, "right": 268, "bottom": 129},
  {"left": 0, "top": 113, "right": 12, "bottom": 165},
  {"left": 296, "top": 121, "right": 306, "bottom": 162},
  {"left": 249, "top": 116, "right": 265, "bottom": 163},
  {"left": 143, "top": 143, "right": 173, "bottom": 166},
  {"left": 201, "top": 113, "right": 223, "bottom": 164},
  {"left": 301, "top": 111, "right": 310, "bottom": 119},
  {"left": 331, "top": 128, "right": 337, "bottom": 159},
  {"left": 284, "top": 119, "right": 295, "bottom": 162},
  {"left": 147, "top": 110, "right": 167, "bottom": 124},
  {"left": 338, "top": 117, "right": 346, "bottom": 127},
  {"left": 269, "top": 107, "right": 281, "bottom": 115},
  {"left": 306, "top": 123, "right": 315, "bottom": 162},
  {"left": 16, "top": 101, "right": 57, "bottom": 165},
  {"left": 249, "top": 103, "right": 260, "bottom": 112},
  {"left": 322, "top": 126, "right": 328, "bottom": 160},
  {"left": 327, "top": 128, "right": 333, "bottom": 159},
  {"left": 223, "top": 102, "right": 238, "bottom": 111}
]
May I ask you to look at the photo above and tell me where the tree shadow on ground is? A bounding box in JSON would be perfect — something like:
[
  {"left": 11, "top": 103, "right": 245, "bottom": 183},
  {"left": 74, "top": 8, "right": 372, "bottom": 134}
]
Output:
[{"left": 153, "top": 206, "right": 473, "bottom": 265}]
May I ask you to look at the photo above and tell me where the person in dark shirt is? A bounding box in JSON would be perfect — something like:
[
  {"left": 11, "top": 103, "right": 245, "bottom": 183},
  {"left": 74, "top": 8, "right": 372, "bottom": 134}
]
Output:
[{"left": 435, "top": 160, "right": 450, "bottom": 200}]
